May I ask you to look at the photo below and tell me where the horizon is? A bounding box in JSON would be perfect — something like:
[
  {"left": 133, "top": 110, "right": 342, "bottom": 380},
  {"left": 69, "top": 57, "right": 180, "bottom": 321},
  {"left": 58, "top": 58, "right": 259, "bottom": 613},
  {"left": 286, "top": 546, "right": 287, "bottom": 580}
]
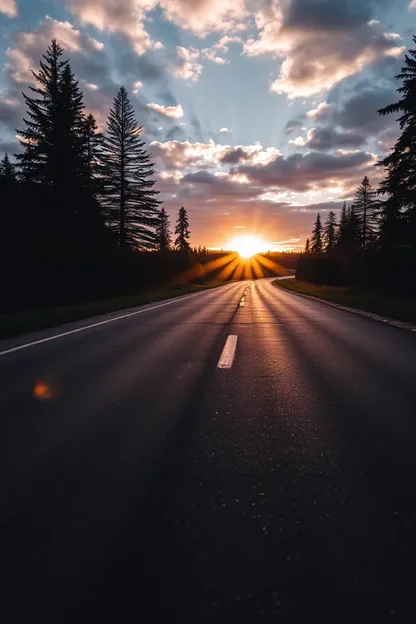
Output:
[{"left": 0, "top": 0, "right": 414, "bottom": 250}]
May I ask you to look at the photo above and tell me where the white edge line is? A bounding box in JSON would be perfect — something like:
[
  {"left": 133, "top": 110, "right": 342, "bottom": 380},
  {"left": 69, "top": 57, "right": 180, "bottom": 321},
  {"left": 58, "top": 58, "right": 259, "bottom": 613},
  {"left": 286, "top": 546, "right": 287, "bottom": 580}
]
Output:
[
  {"left": 217, "top": 335, "right": 238, "bottom": 369},
  {"left": 0, "top": 290, "right": 208, "bottom": 358}
]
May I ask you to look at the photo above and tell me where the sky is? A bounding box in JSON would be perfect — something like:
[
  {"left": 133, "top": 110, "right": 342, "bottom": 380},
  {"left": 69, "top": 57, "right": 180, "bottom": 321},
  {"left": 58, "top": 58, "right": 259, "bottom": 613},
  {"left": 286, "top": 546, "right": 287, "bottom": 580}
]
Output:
[{"left": 0, "top": 0, "right": 414, "bottom": 250}]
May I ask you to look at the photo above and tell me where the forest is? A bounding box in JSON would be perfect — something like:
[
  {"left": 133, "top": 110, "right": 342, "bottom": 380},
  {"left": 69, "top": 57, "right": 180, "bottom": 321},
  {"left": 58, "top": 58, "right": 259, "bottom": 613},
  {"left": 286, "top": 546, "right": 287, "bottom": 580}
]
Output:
[
  {"left": 0, "top": 40, "right": 298, "bottom": 315},
  {"left": 299, "top": 38, "right": 416, "bottom": 295}
]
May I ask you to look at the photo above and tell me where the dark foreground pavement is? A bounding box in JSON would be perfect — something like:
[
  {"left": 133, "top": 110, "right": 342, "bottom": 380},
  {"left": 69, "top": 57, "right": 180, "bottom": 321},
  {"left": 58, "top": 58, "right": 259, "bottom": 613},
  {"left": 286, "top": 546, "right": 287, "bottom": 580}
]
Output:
[{"left": 1, "top": 278, "right": 416, "bottom": 622}]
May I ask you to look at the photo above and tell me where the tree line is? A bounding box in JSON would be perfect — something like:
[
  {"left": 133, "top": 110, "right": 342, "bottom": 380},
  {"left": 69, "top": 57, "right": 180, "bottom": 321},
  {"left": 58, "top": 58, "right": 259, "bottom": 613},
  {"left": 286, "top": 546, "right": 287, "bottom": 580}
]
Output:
[
  {"left": 299, "top": 38, "right": 416, "bottom": 293},
  {"left": 0, "top": 40, "right": 194, "bottom": 311}
]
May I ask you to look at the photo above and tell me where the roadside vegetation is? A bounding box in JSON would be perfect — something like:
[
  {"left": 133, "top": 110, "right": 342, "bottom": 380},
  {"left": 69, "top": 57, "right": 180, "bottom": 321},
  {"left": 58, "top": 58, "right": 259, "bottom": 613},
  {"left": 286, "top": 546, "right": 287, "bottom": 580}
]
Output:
[
  {"left": 274, "top": 279, "right": 416, "bottom": 324},
  {"left": 298, "top": 40, "right": 416, "bottom": 300},
  {"left": 0, "top": 282, "right": 228, "bottom": 340},
  {"left": 0, "top": 38, "right": 297, "bottom": 337}
]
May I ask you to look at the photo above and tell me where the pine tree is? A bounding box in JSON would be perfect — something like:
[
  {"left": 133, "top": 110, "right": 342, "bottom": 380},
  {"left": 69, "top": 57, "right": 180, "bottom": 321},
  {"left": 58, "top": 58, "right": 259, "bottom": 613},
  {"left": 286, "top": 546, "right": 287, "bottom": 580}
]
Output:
[
  {"left": 155, "top": 208, "right": 172, "bottom": 251},
  {"left": 352, "top": 176, "right": 377, "bottom": 250},
  {"left": 82, "top": 114, "right": 102, "bottom": 187},
  {"left": 0, "top": 154, "right": 17, "bottom": 190},
  {"left": 337, "top": 202, "right": 349, "bottom": 248},
  {"left": 323, "top": 211, "right": 337, "bottom": 252},
  {"left": 304, "top": 237, "right": 310, "bottom": 253},
  {"left": 311, "top": 213, "right": 323, "bottom": 253},
  {"left": 16, "top": 40, "right": 101, "bottom": 240},
  {"left": 17, "top": 39, "right": 68, "bottom": 186},
  {"left": 377, "top": 37, "right": 416, "bottom": 257},
  {"left": 345, "top": 204, "right": 360, "bottom": 252},
  {"left": 0, "top": 154, "right": 18, "bottom": 242},
  {"left": 101, "top": 87, "right": 160, "bottom": 249},
  {"left": 175, "top": 206, "right": 191, "bottom": 252}
]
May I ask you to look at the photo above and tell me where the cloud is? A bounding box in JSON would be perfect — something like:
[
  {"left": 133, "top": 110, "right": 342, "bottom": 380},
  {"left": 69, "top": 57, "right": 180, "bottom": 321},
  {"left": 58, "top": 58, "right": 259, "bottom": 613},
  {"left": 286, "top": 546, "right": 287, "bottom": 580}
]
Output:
[
  {"left": 410, "top": 1, "right": 416, "bottom": 9},
  {"left": 306, "top": 101, "right": 333, "bottom": 120},
  {"left": 159, "top": 0, "right": 247, "bottom": 36},
  {"left": 0, "top": 94, "right": 20, "bottom": 128},
  {"left": 65, "top": 0, "right": 155, "bottom": 55},
  {"left": 219, "top": 128, "right": 230, "bottom": 134},
  {"left": 3, "top": 17, "right": 122, "bottom": 132},
  {"left": 64, "top": 0, "right": 247, "bottom": 54},
  {"left": 6, "top": 16, "right": 105, "bottom": 85},
  {"left": 213, "top": 35, "right": 243, "bottom": 52},
  {"left": 235, "top": 150, "right": 378, "bottom": 193},
  {"left": 304, "top": 127, "right": 365, "bottom": 150},
  {"left": 150, "top": 139, "right": 280, "bottom": 169},
  {"left": 0, "top": 0, "right": 17, "bottom": 17},
  {"left": 132, "top": 81, "right": 144, "bottom": 94},
  {"left": 202, "top": 48, "right": 230, "bottom": 65},
  {"left": 244, "top": 0, "right": 405, "bottom": 98},
  {"left": 299, "top": 82, "right": 399, "bottom": 151},
  {"left": 285, "top": 117, "right": 305, "bottom": 134},
  {"left": 147, "top": 103, "right": 184, "bottom": 118},
  {"left": 174, "top": 46, "right": 203, "bottom": 81}
]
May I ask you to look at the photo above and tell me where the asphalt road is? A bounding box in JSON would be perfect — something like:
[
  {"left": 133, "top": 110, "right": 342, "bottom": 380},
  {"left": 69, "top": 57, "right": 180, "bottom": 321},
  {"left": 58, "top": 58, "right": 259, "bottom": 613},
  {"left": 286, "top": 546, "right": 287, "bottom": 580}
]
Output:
[{"left": 1, "top": 278, "right": 416, "bottom": 623}]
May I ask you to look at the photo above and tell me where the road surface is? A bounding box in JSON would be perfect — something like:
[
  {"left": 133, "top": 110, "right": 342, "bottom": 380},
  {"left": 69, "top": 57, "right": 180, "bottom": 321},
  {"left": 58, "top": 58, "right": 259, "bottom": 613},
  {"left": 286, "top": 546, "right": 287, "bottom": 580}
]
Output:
[{"left": 1, "top": 278, "right": 416, "bottom": 622}]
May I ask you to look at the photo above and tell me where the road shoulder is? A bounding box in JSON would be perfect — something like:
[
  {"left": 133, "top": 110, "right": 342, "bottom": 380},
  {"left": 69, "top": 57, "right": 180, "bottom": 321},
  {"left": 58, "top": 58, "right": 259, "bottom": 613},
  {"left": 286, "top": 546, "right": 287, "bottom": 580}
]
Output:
[{"left": 273, "top": 279, "right": 416, "bottom": 333}]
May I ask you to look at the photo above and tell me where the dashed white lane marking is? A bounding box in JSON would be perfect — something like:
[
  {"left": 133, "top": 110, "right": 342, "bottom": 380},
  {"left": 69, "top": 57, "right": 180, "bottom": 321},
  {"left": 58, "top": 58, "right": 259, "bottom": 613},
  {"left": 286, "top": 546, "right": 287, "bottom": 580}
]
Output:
[
  {"left": 217, "top": 335, "right": 238, "bottom": 369},
  {"left": 0, "top": 290, "right": 210, "bottom": 358},
  {"left": 239, "top": 297, "right": 245, "bottom": 307}
]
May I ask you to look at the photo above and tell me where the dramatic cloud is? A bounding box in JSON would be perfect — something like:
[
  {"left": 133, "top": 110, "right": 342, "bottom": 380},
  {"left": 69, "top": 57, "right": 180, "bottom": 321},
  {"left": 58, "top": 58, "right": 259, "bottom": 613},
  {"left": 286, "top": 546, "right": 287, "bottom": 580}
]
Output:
[
  {"left": 6, "top": 17, "right": 105, "bottom": 85},
  {"left": 0, "top": 0, "right": 17, "bottom": 17},
  {"left": 304, "top": 127, "right": 365, "bottom": 150},
  {"left": 306, "top": 102, "right": 333, "bottom": 121},
  {"left": 150, "top": 139, "right": 280, "bottom": 170},
  {"left": 147, "top": 103, "right": 184, "bottom": 119},
  {"left": 64, "top": 0, "right": 247, "bottom": 54},
  {"left": 3, "top": 17, "right": 121, "bottom": 131},
  {"left": 235, "top": 150, "right": 378, "bottom": 193},
  {"left": 174, "top": 47, "right": 203, "bottom": 81},
  {"left": 159, "top": 0, "right": 247, "bottom": 36},
  {"left": 66, "top": 0, "right": 156, "bottom": 55},
  {"left": 298, "top": 83, "right": 400, "bottom": 151},
  {"left": 244, "top": 0, "right": 405, "bottom": 98}
]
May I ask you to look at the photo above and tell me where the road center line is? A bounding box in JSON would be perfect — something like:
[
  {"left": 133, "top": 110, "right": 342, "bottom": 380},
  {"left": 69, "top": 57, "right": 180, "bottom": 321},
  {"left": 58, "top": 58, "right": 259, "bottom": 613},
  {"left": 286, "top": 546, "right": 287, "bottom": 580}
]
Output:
[
  {"left": 217, "top": 335, "right": 238, "bottom": 369},
  {"left": 0, "top": 290, "right": 211, "bottom": 358}
]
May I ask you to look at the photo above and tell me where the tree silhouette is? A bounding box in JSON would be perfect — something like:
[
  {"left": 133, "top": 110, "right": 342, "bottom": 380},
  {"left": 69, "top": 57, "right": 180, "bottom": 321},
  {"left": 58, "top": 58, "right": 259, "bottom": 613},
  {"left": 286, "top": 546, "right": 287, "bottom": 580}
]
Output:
[
  {"left": 345, "top": 204, "right": 361, "bottom": 252},
  {"left": 337, "top": 202, "right": 349, "bottom": 248},
  {"left": 323, "top": 211, "right": 337, "bottom": 252},
  {"left": 155, "top": 208, "right": 172, "bottom": 251},
  {"left": 311, "top": 213, "right": 323, "bottom": 253},
  {"left": 16, "top": 41, "right": 101, "bottom": 240},
  {"left": 377, "top": 38, "right": 416, "bottom": 259},
  {"left": 101, "top": 87, "right": 160, "bottom": 249},
  {"left": 352, "top": 176, "right": 377, "bottom": 251},
  {"left": 175, "top": 206, "right": 191, "bottom": 252},
  {"left": 0, "top": 154, "right": 18, "bottom": 243},
  {"left": 17, "top": 39, "right": 68, "bottom": 186},
  {"left": 304, "top": 238, "right": 310, "bottom": 253}
]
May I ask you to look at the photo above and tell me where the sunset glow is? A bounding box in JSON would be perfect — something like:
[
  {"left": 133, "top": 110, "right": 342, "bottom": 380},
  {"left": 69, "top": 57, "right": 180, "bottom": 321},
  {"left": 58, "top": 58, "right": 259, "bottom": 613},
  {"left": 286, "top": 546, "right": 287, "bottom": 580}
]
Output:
[{"left": 228, "top": 236, "right": 270, "bottom": 259}]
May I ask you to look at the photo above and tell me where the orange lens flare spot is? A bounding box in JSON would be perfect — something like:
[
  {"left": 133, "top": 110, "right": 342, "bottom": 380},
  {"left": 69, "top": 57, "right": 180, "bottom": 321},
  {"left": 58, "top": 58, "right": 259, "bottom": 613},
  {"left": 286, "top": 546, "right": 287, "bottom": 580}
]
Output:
[{"left": 33, "top": 382, "right": 53, "bottom": 400}]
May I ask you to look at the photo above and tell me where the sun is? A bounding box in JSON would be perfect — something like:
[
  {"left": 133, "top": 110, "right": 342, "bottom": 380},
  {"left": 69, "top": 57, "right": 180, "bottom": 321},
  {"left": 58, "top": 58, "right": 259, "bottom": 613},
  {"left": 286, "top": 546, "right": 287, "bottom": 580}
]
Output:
[{"left": 228, "top": 235, "right": 270, "bottom": 259}]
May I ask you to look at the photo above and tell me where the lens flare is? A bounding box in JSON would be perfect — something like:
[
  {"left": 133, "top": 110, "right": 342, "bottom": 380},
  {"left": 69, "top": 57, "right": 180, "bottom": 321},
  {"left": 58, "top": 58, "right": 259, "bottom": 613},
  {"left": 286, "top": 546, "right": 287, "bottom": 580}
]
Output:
[{"left": 33, "top": 382, "right": 53, "bottom": 400}]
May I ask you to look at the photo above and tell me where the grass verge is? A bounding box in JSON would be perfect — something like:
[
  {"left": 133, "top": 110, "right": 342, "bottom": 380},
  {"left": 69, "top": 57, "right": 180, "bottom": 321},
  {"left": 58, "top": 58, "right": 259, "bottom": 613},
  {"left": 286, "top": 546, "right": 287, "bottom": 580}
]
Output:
[
  {"left": 0, "top": 282, "right": 225, "bottom": 341},
  {"left": 274, "top": 279, "right": 416, "bottom": 324}
]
